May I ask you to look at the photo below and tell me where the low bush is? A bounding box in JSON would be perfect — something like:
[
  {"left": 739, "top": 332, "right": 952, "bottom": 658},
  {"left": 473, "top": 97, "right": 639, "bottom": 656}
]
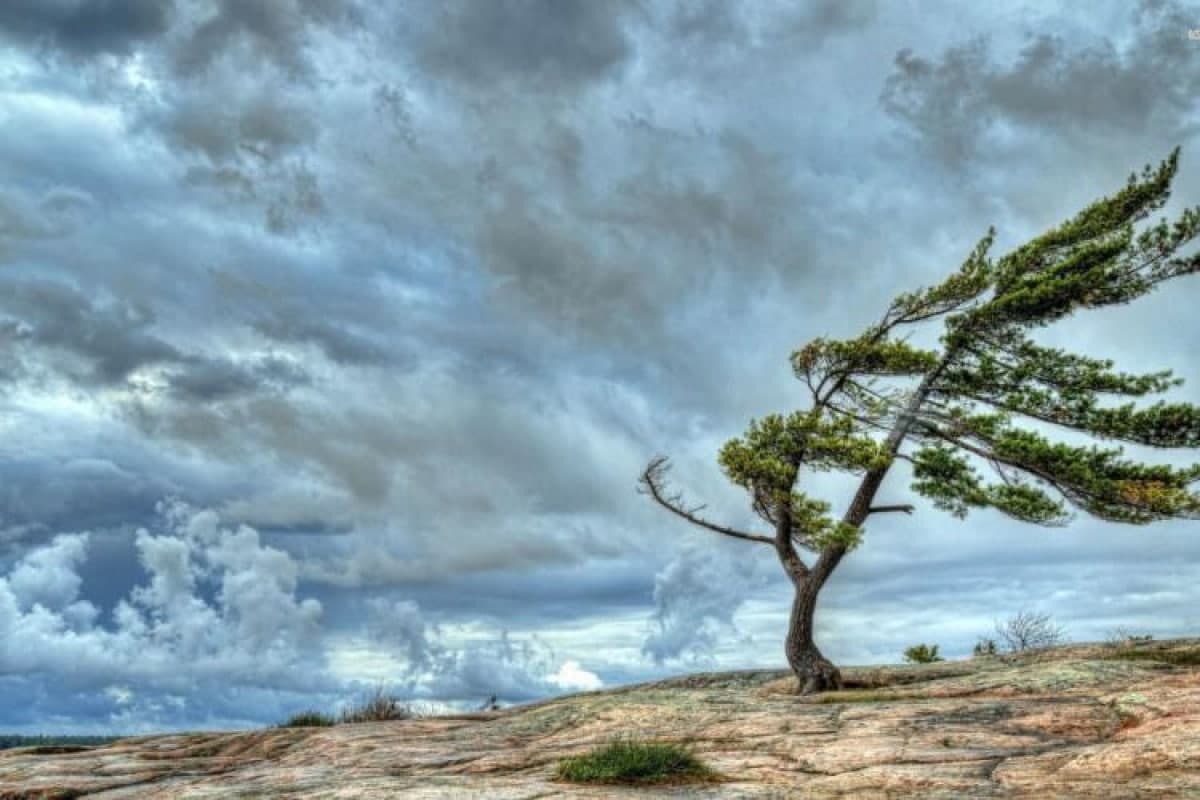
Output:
[
  {"left": 972, "top": 638, "right": 998, "bottom": 657},
  {"left": 903, "top": 643, "right": 943, "bottom": 664},
  {"left": 556, "top": 738, "right": 717, "bottom": 785},
  {"left": 278, "top": 710, "right": 336, "bottom": 728},
  {"left": 1105, "top": 627, "right": 1154, "bottom": 647}
]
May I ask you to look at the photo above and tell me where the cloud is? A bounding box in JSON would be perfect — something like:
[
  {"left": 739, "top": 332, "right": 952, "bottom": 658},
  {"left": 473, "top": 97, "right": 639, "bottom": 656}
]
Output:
[
  {"left": 170, "top": 0, "right": 361, "bottom": 79},
  {"left": 643, "top": 543, "right": 767, "bottom": 665},
  {"left": 881, "top": 1, "right": 1200, "bottom": 166},
  {"left": 0, "top": 500, "right": 612, "bottom": 731},
  {"left": 0, "top": 502, "right": 331, "bottom": 729},
  {"left": 360, "top": 598, "right": 604, "bottom": 703},
  {"left": 411, "top": 0, "right": 637, "bottom": 92},
  {"left": 0, "top": 277, "right": 310, "bottom": 408},
  {"left": 0, "top": 279, "right": 177, "bottom": 387},
  {"left": 6, "top": 533, "right": 90, "bottom": 611},
  {"left": 0, "top": 458, "right": 175, "bottom": 554},
  {"left": 0, "top": 0, "right": 174, "bottom": 59},
  {"left": 0, "top": 503, "right": 345, "bottom": 734}
]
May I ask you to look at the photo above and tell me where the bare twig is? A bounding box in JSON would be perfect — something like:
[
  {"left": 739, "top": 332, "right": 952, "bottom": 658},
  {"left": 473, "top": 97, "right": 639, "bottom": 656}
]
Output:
[{"left": 638, "top": 457, "right": 774, "bottom": 546}]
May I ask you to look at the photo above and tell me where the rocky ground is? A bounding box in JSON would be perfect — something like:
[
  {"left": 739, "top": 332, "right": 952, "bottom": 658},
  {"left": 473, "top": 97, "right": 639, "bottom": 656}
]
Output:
[{"left": 2, "top": 639, "right": 1199, "bottom": 798}]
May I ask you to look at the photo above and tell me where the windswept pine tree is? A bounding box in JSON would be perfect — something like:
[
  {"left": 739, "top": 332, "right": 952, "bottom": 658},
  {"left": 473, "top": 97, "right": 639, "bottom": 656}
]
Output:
[{"left": 640, "top": 150, "right": 1200, "bottom": 693}]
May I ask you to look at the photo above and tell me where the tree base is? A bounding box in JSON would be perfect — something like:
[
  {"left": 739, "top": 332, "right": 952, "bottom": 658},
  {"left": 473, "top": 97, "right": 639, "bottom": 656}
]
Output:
[{"left": 791, "top": 650, "right": 844, "bottom": 695}]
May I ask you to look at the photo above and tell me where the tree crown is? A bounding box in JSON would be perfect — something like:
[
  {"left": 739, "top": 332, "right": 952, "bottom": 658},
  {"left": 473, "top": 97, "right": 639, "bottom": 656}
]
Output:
[{"left": 643, "top": 149, "right": 1200, "bottom": 558}]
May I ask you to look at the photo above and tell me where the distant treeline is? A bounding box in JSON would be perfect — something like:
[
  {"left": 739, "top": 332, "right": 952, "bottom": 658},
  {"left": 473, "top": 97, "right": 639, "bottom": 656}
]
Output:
[{"left": 0, "top": 734, "right": 122, "bottom": 750}]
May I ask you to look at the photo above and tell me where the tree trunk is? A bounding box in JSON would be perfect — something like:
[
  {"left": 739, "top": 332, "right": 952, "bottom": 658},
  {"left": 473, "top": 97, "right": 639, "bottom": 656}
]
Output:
[{"left": 785, "top": 578, "right": 842, "bottom": 694}]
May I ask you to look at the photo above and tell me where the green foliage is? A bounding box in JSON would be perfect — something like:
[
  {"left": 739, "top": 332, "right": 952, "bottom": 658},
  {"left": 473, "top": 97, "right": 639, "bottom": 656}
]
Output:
[
  {"left": 278, "top": 710, "right": 336, "bottom": 728},
  {"left": 718, "top": 151, "right": 1200, "bottom": 552},
  {"left": 910, "top": 443, "right": 1070, "bottom": 524},
  {"left": 652, "top": 149, "right": 1200, "bottom": 616},
  {"left": 718, "top": 411, "right": 878, "bottom": 549},
  {"left": 792, "top": 335, "right": 940, "bottom": 382},
  {"left": 902, "top": 644, "right": 944, "bottom": 664},
  {"left": 556, "top": 739, "right": 718, "bottom": 785},
  {"left": 887, "top": 228, "right": 996, "bottom": 325}
]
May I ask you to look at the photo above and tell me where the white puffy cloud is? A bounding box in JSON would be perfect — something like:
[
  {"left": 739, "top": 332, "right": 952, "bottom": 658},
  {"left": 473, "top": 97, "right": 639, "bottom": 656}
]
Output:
[
  {"left": 7, "top": 532, "right": 89, "bottom": 610},
  {"left": 0, "top": 502, "right": 332, "bottom": 730},
  {"left": 360, "top": 599, "right": 605, "bottom": 703}
]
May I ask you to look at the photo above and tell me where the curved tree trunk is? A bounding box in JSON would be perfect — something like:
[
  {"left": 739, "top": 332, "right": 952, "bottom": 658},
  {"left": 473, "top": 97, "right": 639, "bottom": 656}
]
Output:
[{"left": 785, "top": 578, "right": 842, "bottom": 694}]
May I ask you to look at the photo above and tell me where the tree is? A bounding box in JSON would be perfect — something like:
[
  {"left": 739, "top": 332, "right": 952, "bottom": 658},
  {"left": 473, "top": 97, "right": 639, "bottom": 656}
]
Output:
[
  {"left": 640, "top": 150, "right": 1200, "bottom": 694},
  {"left": 995, "top": 610, "right": 1066, "bottom": 653}
]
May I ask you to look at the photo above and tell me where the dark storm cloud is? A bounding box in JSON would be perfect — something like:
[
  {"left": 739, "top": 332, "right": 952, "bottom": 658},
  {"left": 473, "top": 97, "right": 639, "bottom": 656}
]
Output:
[
  {"left": 0, "top": 187, "right": 95, "bottom": 253},
  {"left": 881, "top": 0, "right": 1200, "bottom": 165},
  {"left": 0, "top": 279, "right": 179, "bottom": 387},
  {"left": 156, "top": 89, "right": 319, "bottom": 162},
  {"left": 165, "top": 353, "right": 310, "bottom": 401},
  {"left": 472, "top": 127, "right": 826, "bottom": 345},
  {"left": 0, "top": 459, "right": 173, "bottom": 552},
  {"left": 0, "top": 0, "right": 174, "bottom": 58},
  {"left": 171, "top": 0, "right": 360, "bottom": 78},
  {"left": 0, "top": 278, "right": 308, "bottom": 400},
  {"left": 251, "top": 313, "right": 395, "bottom": 367},
  {"left": 663, "top": 0, "right": 748, "bottom": 45},
  {"left": 784, "top": 0, "right": 878, "bottom": 43},
  {"left": 412, "top": 0, "right": 637, "bottom": 90}
]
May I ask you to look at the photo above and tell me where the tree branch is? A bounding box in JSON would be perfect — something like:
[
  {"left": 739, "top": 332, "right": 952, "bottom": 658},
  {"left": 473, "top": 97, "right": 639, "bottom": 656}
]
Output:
[
  {"left": 638, "top": 457, "right": 774, "bottom": 546},
  {"left": 868, "top": 504, "right": 915, "bottom": 515}
]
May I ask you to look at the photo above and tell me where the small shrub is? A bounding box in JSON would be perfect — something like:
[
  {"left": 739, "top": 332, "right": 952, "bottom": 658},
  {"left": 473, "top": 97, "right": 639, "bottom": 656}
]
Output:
[
  {"left": 339, "top": 686, "right": 414, "bottom": 724},
  {"left": 556, "top": 738, "right": 717, "bottom": 785},
  {"left": 995, "top": 610, "right": 1066, "bottom": 653},
  {"left": 278, "top": 710, "right": 336, "bottom": 728},
  {"left": 972, "top": 638, "right": 998, "bottom": 657},
  {"left": 903, "top": 643, "right": 943, "bottom": 664}
]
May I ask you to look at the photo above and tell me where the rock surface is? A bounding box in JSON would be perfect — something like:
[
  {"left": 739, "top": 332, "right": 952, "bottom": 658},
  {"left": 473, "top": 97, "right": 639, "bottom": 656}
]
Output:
[{"left": 3, "top": 639, "right": 1199, "bottom": 798}]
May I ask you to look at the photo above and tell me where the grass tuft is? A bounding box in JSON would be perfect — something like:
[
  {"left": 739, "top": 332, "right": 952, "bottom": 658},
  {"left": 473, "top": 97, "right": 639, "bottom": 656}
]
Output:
[
  {"left": 277, "top": 710, "right": 336, "bottom": 728},
  {"left": 556, "top": 738, "right": 718, "bottom": 785},
  {"left": 338, "top": 686, "right": 414, "bottom": 724}
]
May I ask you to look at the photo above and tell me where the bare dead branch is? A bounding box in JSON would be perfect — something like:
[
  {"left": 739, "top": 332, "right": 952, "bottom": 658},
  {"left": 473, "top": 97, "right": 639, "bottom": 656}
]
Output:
[{"left": 638, "top": 457, "right": 774, "bottom": 546}]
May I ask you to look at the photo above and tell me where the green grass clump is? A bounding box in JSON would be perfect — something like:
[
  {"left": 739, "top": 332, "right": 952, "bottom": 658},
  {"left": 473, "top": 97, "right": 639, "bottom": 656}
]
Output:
[
  {"left": 556, "top": 738, "right": 718, "bottom": 785},
  {"left": 1104, "top": 647, "right": 1200, "bottom": 666},
  {"left": 278, "top": 710, "right": 337, "bottom": 728}
]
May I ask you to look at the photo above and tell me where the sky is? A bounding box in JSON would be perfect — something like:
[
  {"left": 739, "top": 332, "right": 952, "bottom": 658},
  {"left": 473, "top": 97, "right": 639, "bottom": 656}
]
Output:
[{"left": 2, "top": 0, "right": 1200, "bottom": 734}]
